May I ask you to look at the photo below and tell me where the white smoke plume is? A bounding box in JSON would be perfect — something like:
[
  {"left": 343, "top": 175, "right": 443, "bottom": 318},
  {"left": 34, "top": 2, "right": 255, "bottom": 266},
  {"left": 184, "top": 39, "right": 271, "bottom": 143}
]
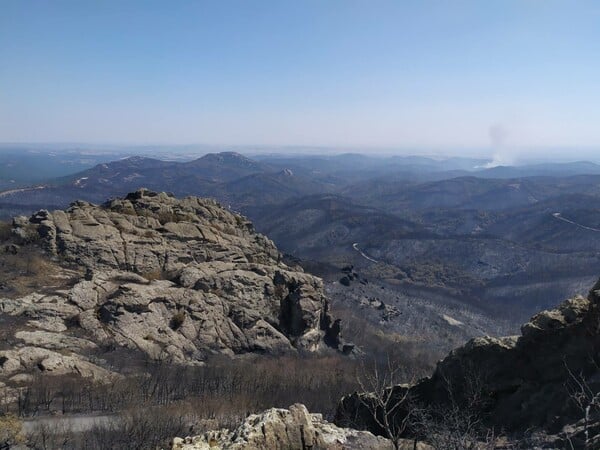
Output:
[{"left": 484, "top": 124, "right": 515, "bottom": 168}]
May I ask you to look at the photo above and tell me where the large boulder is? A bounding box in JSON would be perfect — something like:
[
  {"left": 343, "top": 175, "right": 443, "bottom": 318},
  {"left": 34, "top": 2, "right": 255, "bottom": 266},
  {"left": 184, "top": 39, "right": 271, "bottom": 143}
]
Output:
[
  {"left": 172, "top": 403, "right": 396, "bottom": 450},
  {"left": 0, "top": 347, "right": 112, "bottom": 380}
]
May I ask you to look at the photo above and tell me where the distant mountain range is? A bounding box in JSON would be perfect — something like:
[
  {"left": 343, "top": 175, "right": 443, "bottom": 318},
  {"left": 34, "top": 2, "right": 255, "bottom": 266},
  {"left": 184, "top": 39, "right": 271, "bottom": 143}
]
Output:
[
  {"left": 3, "top": 151, "right": 600, "bottom": 325},
  {"left": 4, "top": 151, "right": 600, "bottom": 211}
]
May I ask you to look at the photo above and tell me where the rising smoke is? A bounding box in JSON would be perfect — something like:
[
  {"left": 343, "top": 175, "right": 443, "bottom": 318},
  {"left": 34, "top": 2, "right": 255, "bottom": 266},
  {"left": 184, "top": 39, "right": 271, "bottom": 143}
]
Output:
[{"left": 485, "top": 124, "right": 516, "bottom": 167}]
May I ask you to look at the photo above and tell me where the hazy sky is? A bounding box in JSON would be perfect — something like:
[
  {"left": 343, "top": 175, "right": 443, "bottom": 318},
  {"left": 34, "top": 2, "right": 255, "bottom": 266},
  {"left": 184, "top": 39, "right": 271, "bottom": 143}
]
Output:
[{"left": 2, "top": 0, "right": 600, "bottom": 157}]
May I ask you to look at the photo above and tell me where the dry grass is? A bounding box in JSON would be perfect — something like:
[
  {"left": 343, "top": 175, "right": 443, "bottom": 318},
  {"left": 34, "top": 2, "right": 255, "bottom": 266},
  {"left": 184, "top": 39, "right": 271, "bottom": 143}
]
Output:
[
  {"left": 0, "top": 247, "right": 76, "bottom": 298},
  {"left": 0, "top": 414, "right": 25, "bottom": 447},
  {"left": 140, "top": 269, "right": 165, "bottom": 281}
]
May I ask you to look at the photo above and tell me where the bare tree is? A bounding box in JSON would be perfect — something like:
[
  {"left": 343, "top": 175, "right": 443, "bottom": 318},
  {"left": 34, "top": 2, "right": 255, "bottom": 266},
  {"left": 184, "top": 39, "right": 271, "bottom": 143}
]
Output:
[
  {"left": 413, "top": 366, "right": 498, "bottom": 450},
  {"left": 564, "top": 361, "right": 600, "bottom": 450},
  {"left": 356, "top": 356, "right": 417, "bottom": 449},
  {"left": 27, "top": 420, "right": 72, "bottom": 450}
]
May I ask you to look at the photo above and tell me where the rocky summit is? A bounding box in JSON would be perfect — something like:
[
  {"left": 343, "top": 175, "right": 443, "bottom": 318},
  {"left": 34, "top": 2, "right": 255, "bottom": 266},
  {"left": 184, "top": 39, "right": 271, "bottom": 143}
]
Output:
[
  {"left": 0, "top": 190, "right": 341, "bottom": 382},
  {"left": 23, "top": 188, "right": 281, "bottom": 272}
]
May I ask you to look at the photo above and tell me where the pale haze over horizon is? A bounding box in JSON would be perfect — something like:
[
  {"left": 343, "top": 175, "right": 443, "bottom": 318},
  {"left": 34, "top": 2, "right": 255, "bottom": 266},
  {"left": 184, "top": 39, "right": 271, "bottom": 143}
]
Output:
[{"left": 2, "top": 1, "right": 600, "bottom": 161}]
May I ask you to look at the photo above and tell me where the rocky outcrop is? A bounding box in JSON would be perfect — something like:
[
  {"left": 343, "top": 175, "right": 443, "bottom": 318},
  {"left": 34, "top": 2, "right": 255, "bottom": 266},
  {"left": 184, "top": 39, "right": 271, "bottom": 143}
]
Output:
[
  {"left": 18, "top": 189, "right": 280, "bottom": 273},
  {"left": 0, "top": 346, "right": 112, "bottom": 381},
  {"left": 172, "top": 403, "right": 397, "bottom": 450},
  {"left": 336, "top": 280, "right": 600, "bottom": 441},
  {"left": 0, "top": 190, "right": 342, "bottom": 381}
]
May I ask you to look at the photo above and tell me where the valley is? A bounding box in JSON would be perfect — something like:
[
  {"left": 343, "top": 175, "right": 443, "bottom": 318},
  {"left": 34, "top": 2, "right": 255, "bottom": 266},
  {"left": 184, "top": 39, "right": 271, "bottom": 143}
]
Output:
[
  {"left": 1, "top": 152, "right": 600, "bottom": 448},
  {"left": 3, "top": 151, "right": 600, "bottom": 330}
]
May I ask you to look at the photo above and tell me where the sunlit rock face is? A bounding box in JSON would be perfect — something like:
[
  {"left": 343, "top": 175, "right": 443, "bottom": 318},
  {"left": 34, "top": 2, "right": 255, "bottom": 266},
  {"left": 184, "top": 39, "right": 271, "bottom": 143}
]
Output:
[
  {"left": 172, "top": 403, "right": 396, "bottom": 450},
  {"left": 0, "top": 190, "right": 342, "bottom": 383}
]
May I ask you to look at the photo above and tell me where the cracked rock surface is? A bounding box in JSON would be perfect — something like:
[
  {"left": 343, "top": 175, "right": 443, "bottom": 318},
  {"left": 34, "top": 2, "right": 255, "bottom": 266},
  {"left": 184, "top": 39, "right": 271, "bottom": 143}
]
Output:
[{"left": 0, "top": 190, "right": 341, "bottom": 383}]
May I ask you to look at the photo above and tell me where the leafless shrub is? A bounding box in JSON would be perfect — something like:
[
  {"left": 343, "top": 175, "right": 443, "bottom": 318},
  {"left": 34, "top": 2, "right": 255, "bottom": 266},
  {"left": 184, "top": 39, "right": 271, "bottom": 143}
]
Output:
[
  {"left": 564, "top": 360, "right": 600, "bottom": 450},
  {"left": 26, "top": 420, "right": 73, "bottom": 450},
  {"left": 12, "top": 354, "right": 361, "bottom": 420},
  {"left": 356, "top": 357, "right": 418, "bottom": 449},
  {"left": 413, "top": 366, "right": 498, "bottom": 450},
  {"left": 78, "top": 407, "right": 189, "bottom": 450}
]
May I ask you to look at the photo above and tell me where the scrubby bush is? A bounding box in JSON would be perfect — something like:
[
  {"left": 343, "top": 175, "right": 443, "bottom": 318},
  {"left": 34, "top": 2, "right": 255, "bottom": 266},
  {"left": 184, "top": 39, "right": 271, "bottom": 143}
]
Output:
[
  {"left": 0, "top": 414, "right": 25, "bottom": 449},
  {"left": 169, "top": 311, "right": 186, "bottom": 330},
  {"left": 0, "top": 246, "right": 69, "bottom": 297}
]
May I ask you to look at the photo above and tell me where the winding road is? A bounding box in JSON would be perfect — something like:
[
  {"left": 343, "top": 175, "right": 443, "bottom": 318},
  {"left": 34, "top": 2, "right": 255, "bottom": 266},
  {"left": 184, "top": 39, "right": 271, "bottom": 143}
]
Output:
[
  {"left": 0, "top": 186, "right": 46, "bottom": 198},
  {"left": 552, "top": 212, "right": 600, "bottom": 232},
  {"left": 352, "top": 243, "right": 379, "bottom": 263}
]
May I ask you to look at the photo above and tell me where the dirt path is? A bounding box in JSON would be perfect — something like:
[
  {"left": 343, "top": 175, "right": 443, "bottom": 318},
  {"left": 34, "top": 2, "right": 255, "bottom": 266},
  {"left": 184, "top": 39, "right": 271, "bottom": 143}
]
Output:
[{"left": 0, "top": 186, "right": 46, "bottom": 198}]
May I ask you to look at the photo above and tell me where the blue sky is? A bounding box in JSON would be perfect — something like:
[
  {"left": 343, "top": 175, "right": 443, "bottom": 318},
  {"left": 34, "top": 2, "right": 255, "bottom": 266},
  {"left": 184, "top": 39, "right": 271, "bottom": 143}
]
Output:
[{"left": 2, "top": 1, "right": 600, "bottom": 157}]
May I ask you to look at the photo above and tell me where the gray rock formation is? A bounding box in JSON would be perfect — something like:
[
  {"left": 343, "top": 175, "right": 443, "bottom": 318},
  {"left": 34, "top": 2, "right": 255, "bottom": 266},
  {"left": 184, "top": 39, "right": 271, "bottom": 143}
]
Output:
[
  {"left": 172, "top": 403, "right": 397, "bottom": 450},
  {"left": 336, "top": 279, "right": 600, "bottom": 445},
  {"left": 0, "top": 190, "right": 341, "bottom": 382},
  {"left": 21, "top": 190, "right": 280, "bottom": 273}
]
